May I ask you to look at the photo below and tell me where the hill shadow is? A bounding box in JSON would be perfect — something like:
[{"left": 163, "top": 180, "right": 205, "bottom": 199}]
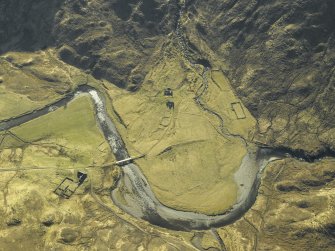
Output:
[{"left": 0, "top": 0, "right": 65, "bottom": 54}]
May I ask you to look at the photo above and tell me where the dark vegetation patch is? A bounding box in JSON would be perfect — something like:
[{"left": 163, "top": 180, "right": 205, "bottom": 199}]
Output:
[
  {"left": 6, "top": 218, "right": 21, "bottom": 227},
  {"left": 0, "top": 0, "right": 65, "bottom": 53},
  {"left": 195, "top": 58, "right": 211, "bottom": 68},
  {"left": 112, "top": 0, "right": 137, "bottom": 21},
  {"left": 301, "top": 179, "right": 326, "bottom": 187},
  {"left": 276, "top": 183, "right": 302, "bottom": 192},
  {"left": 296, "top": 201, "right": 310, "bottom": 209},
  {"left": 196, "top": 23, "right": 207, "bottom": 36},
  {"left": 42, "top": 219, "right": 54, "bottom": 227},
  {"left": 323, "top": 223, "right": 335, "bottom": 238},
  {"left": 140, "top": 0, "right": 162, "bottom": 22}
]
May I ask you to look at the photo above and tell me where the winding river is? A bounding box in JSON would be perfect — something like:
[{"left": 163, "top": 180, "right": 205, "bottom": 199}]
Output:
[
  {"left": 0, "top": 0, "right": 333, "bottom": 236},
  {"left": 0, "top": 84, "right": 288, "bottom": 231}
]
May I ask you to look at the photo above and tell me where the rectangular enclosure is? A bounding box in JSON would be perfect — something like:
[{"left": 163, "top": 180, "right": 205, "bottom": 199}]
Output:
[{"left": 231, "top": 102, "right": 246, "bottom": 119}]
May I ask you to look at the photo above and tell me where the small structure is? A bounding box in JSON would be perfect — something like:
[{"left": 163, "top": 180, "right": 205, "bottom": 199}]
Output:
[
  {"left": 97, "top": 154, "right": 146, "bottom": 168},
  {"left": 77, "top": 171, "right": 88, "bottom": 185},
  {"left": 166, "top": 101, "right": 175, "bottom": 110},
  {"left": 54, "top": 171, "right": 88, "bottom": 199},
  {"left": 231, "top": 102, "right": 246, "bottom": 119},
  {"left": 164, "top": 88, "right": 173, "bottom": 97},
  {"left": 115, "top": 157, "right": 133, "bottom": 166}
]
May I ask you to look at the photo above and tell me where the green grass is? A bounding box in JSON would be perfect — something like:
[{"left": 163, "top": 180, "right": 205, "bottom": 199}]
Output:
[
  {"left": 110, "top": 53, "right": 249, "bottom": 215},
  {"left": 7, "top": 95, "right": 111, "bottom": 168},
  {"left": 0, "top": 88, "right": 43, "bottom": 121},
  {"left": 0, "top": 50, "right": 87, "bottom": 120}
]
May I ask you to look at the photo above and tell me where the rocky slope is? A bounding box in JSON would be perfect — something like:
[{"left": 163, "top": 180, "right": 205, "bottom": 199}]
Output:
[
  {"left": 183, "top": 0, "right": 335, "bottom": 154},
  {"left": 0, "top": 0, "right": 180, "bottom": 89},
  {"left": 2, "top": 0, "right": 333, "bottom": 153},
  {"left": 54, "top": 0, "right": 181, "bottom": 90},
  {"left": 0, "top": 0, "right": 63, "bottom": 52}
]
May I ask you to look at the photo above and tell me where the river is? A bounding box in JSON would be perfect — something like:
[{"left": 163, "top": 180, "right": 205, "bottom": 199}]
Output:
[{"left": 0, "top": 85, "right": 289, "bottom": 231}]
